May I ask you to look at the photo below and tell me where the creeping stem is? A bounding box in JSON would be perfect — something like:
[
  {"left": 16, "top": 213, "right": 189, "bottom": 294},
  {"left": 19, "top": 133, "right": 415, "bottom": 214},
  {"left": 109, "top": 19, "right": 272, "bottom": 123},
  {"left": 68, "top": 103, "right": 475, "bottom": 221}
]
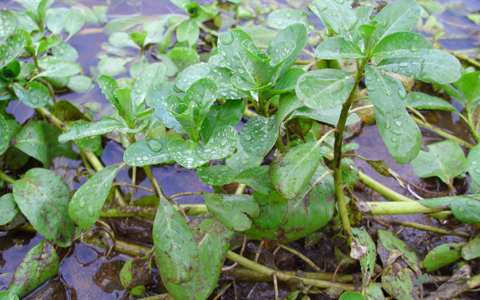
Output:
[{"left": 332, "top": 59, "right": 367, "bottom": 246}]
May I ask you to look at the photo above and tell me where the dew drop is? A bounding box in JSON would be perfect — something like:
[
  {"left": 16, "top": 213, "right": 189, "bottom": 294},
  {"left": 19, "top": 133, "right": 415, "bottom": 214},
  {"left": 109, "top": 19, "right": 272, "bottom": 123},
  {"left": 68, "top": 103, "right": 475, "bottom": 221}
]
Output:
[
  {"left": 397, "top": 88, "right": 406, "bottom": 99},
  {"left": 147, "top": 139, "right": 162, "bottom": 152},
  {"left": 243, "top": 134, "right": 252, "bottom": 141},
  {"left": 286, "top": 12, "right": 292, "bottom": 18},
  {"left": 366, "top": 85, "right": 375, "bottom": 92},
  {"left": 399, "top": 62, "right": 408, "bottom": 67},
  {"left": 220, "top": 31, "right": 234, "bottom": 45},
  {"left": 395, "top": 120, "right": 403, "bottom": 127},
  {"left": 466, "top": 200, "right": 477, "bottom": 207},
  {"left": 458, "top": 206, "right": 465, "bottom": 212}
]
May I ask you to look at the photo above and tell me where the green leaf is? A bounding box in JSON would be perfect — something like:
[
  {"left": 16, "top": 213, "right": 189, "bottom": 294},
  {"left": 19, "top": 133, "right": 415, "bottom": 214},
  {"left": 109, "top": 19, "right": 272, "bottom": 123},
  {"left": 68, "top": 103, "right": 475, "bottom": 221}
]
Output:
[
  {"left": 423, "top": 243, "right": 465, "bottom": 272},
  {"left": 37, "top": 35, "right": 61, "bottom": 55},
  {"left": 12, "top": 121, "right": 74, "bottom": 168},
  {"left": 250, "top": 191, "right": 287, "bottom": 231},
  {"left": 218, "top": 29, "right": 256, "bottom": 85},
  {"left": 67, "top": 75, "right": 94, "bottom": 93},
  {"left": 76, "top": 136, "right": 102, "bottom": 153},
  {"left": 153, "top": 197, "right": 199, "bottom": 284},
  {"left": 315, "top": 37, "right": 364, "bottom": 59},
  {"left": 410, "top": 140, "right": 467, "bottom": 185},
  {"left": 58, "top": 117, "right": 148, "bottom": 143},
  {"left": 226, "top": 140, "right": 263, "bottom": 175},
  {"left": 377, "top": 229, "right": 422, "bottom": 275},
  {"left": 197, "top": 165, "right": 236, "bottom": 186},
  {"left": 339, "top": 292, "right": 366, "bottom": 300},
  {"left": 364, "top": 283, "right": 385, "bottom": 300},
  {"left": 296, "top": 69, "right": 355, "bottom": 110},
  {"left": 124, "top": 138, "right": 172, "bottom": 166},
  {"left": 351, "top": 228, "right": 376, "bottom": 290},
  {"left": 288, "top": 106, "right": 360, "bottom": 126},
  {"left": 468, "top": 145, "right": 480, "bottom": 187},
  {"left": 0, "top": 114, "right": 11, "bottom": 156},
  {"left": 406, "top": 92, "right": 457, "bottom": 112},
  {"left": 46, "top": 8, "right": 68, "bottom": 35},
  {"left": 167, "top": 47, "right": 200, "bottom": 72},
  {"left": 109, "top": 32, "right": 138, "bottom": 48},
  {"left": 268, "top": 23, "right": 307, "bottom": 82},
  {"left": 462, "top": 235, "right": 480, "bottom": 260},
  {"left": 0, "top": 11, "right": 17, "bottom": 38},
  {"left": 245, "top": 164, "right": 336, "bottom": 242},
  {"left": 372, "top": 0, "right": 421, "bottom": 45},
  {"left": 97, "top": 56, "right": 132, "bottom": 76},
  {"left": 115, "top": 88, "right": 135, "bottom": 126},
  {"left": 0, "top": 291, "right": 18, "bottom": 300},
  {"left": 64, "top": 9, "right": 85, "bottom": 39},
  {"left": 312, "top": 0, "right": 358, "bottom": 41},
  {"left": 381, "top": 263, "right": 419, "bottom": 300},
  {"left": 12, "top": 81, "right": 51, "bottom": 108},
  {"left": 97, "top": 75, "right": 121, "bottom": 113},
  {"left": 163, "top": 214, "right": 234, "bottom": 300},
  {"left": 240, "top": 115, "right": 280, "bottom": 157},
  {"left": 7, "top": 240, "right": 58, "bottom": 298},
  {"left": 104, "top": 15, "right": 145, "bottom": 36},
  {"left": 269, "top": 141, "right": 322, "bottom": 200},
  {"left": 34, "top": 57, "right": 81, "bottom": 79},
  {"left": 69, "top": 164, "right": 125, "bottom": 230},
  {"left": 269, "top": 67, "right": 305, "bottom": 94},
  {"left": 371, "top": 32, "right": 432, "bottom": 58},
  {"left": 267, "top": 8, "right": 309, "bottom": 30},
  {"left": 52, "top": 41, "right": 79, "bottom": 62},
  {"left": 197, "top": 125, "right": 237, "bottom": 160},
  {"left": 200, "top": 101, "right": 244, "bottom": 144},
  {"left": 204, "top": 193, "right": 259, "bottom": 231},
  {"left": 0, "top": 32, "right": 27, "bottom": 69},
  {"left": 365, "top": 65, "right": 421, "bottom": 164},
  {"left": 451, "top": 197, "right": 480, "bottom": 224},
  {"left": 235, "top": 166, "right": 275, "bottom": 195},
  {"left": 377, "top": 49, "right": 461, "bottom": 85},
  {"left": 146, "top": 82, "right": 184, "bottom": 133},
  {"left": 176, "top": 20, "right": 199, "bottom": 46},
  {"left": 13, "top": 168, "right": 76, "bottom": 246},
  {"left": 183, "top": 77, "right": 218, "bottom": 131},
  {"left": 453, "top": 71, "right": 480, "bottom": 108},
  {"left": 237, "top": 24, "right": 277, "bottom": 49},
  {"left": 168, "top": 139, "right": 209, "bottom": 169},
  {"left": 0, "top": 194, "right": 20, "bottom": 226},
  {"left": 131, "top": 63, "right": 167, "bottom": 109}
]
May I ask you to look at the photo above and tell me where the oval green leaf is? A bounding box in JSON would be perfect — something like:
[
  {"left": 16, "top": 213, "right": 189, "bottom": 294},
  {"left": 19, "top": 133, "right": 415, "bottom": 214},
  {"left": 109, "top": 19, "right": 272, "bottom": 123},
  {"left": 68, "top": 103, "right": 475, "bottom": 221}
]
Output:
[{"left": 12, "top": 81, "right": 51, "bottom": 108}]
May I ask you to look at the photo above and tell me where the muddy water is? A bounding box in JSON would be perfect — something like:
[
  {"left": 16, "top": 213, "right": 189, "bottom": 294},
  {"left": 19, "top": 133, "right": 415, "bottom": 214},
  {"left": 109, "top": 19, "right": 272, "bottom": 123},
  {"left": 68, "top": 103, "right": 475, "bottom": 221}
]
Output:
[{"left": 1, "top": 0, "right": 479, "bottom": 299}]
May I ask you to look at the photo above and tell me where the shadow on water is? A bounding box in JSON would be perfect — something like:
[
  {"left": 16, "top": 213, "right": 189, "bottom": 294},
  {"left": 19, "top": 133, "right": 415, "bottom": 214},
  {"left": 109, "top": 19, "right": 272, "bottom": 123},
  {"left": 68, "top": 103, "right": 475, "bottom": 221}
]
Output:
[{"left": 1, "top": 0, "right": 479, "bottom": 298}]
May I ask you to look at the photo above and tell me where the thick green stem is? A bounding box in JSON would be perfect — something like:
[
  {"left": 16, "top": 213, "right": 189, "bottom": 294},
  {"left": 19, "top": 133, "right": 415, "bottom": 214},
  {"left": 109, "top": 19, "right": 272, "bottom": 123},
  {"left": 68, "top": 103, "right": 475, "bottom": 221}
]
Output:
[
  {"left": 333, "top": 60, "right": 366, "bottom": 245},
  {"left": 390, "top": 220, "right": 470, "bottom": 238},
  {"left": 367, "top": 201, "right": 444, "bottom": 215},
  {"left": 0, "top": 169, "right": 15, "bottom": 185}
]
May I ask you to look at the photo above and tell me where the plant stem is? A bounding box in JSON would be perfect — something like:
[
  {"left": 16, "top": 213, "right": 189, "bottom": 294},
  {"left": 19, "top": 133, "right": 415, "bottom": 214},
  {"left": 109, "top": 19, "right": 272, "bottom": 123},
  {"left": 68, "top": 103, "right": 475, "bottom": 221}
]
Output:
[
  {"left": 0, "top": 169, "right": 15, "bottom": 185},
  {"left": 100, "top": 204, "right": 208, "bottom": 218},
  {"left": 367, "top": 201, "right": 444, "bottom": 215},
  {"left": 388, "top": 219, "right": 470, "bottom": 238},
  {"left": 222, "top": 268, "right": 354, "bottom": 283},
  {"left": 276, "top": 244, "right": 321, "bottom": 271},
  {"left": 412, "top": 115, "right": 475, "bottom": 149},
  {"left": 358, "top": 172, "right": 414, "bottom": 202},
  {"left": 333, "top": 60, "right": 366, "bottom": 245},
  {"left": 226, "top": 251, "right": 355, "bottom": 291}
]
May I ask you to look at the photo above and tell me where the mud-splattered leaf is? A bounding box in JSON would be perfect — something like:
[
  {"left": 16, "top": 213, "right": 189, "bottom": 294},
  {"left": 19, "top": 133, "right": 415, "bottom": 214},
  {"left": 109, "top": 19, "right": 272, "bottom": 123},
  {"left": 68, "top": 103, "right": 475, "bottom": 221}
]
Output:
[
  {"left": 167, "top": 139, "right": 209, "bottom": 169},
  {"left": 204, "top": 193, "right": 259, "bottom": 232},
  {"left": 13, "top": 169, "right": 76, "bottom": 246},
  {"left": 269, "top": 141, "right": 322, "bottom": 200},
  {"left": 0, "top": 194, "right": 20, "bottom": 226},
  {"left": 411, "top": 140, "right": 466, "bottom": 185},
  {"left": 312, "top": 0, "right": 357, "bottom": 41},
  {"left": 351, "top": 227, "right": 376, "bottom": 289},
  {"left": 153, "top": 197, "right": 199, "bottom": 284},
  {"left": 372, "top": 0, "right": 420, "bottom": 45},
  {"left": 267, "top": 8, "right": 308, "bottom": 30},
  {"left": 0, "top": 32, "right": 27, "bottom": 69},
  {"left": 467, "top": 145, "right": 480, "bottom": 187},
  {"left": 13, "top": 121, "right": 75, "bottom": 168},
  {"left": 197, "top": 165, "right": 236, "bottom": 186},
  {"left": 69, "top": 164, "right": 125, "bottom": 230},
  {"left": 381, "top": 263, "right": 419, "bottom": 300},
  {"left": 235, "top": 166, "right": 275, "bottom": 195},
  {"left": 12, "top": 81, "right": 51, "bottom": 108},
  {"left": 378, "top": 229, "right": 422, "bottom": 275},
  {"left": 462, "top": 235, "right": 480, "bottom": 260},
  {"left": 163, "top": 214, "right": 234, "bottom": 300},
  {"left": 124, "top": 139, "right": 172, "bottom": 166},
  {"left": 424, "top": 242, "right": 465, "bottom": 272},
  {"left": 365, "top": 65, "right": 421, "bottom": 164},
  {"left": 364, "top": 282, "right": 385, "bottom": 300},
  {"left": 315, "top": 37, "right": 364, "bottom": 59},
  {"left": 7, "top": 240, "right": 58, "bottom": 298},
  {"left": 407, "top": 92, "right": 457, "bottom": 112},
  {"left": 245, "top": 165, "right": 335, "bottom": 242},
  {"left": 451, "top": 197, "right": 480, "bottom": 224},
  {"left": 296, "top": 69, "right": 354, "bottom": 110},
  {"left": 240, "top": 115, "right": 280, "bottom": 157},
  {"left": 130, "top": 63, "right": 167, "bottom": 109}
]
